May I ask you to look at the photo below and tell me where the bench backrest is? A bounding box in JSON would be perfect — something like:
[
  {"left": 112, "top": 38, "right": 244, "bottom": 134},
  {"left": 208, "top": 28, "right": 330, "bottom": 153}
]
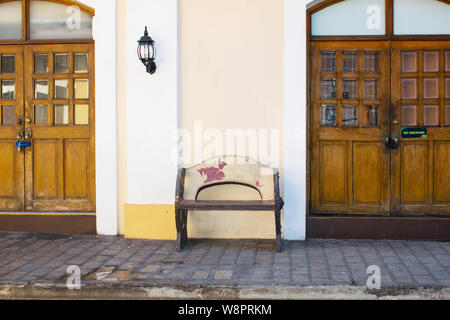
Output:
[{"left": 180, "top": 156, "right": 277, "bottom": 201}]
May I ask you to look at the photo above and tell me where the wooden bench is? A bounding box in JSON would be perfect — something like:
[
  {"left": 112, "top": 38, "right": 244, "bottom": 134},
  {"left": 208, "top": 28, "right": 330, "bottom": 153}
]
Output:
[{"left": 175, "top": 156, "right": 284, "bottom": 252}]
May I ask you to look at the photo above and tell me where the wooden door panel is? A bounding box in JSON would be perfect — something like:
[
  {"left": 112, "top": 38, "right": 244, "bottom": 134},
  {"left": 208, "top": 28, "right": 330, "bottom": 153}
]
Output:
[
  {"left": 319, "top": 141, "right": 347, "bottom": 205},
  {"left": 400, "top": 143, "right": 428, "bottom": 205},
  {"left": 391, "top": 41, "right": 450, "bottom": 216},
  {"left": 353, "top": 142, "right": 383, "bottom": 206},
  {"left": 0, "top": 142, "right": 18, "bottom": 198},
  {"left": 311, "top": 41, "right": 391, "bottom": 215},
  {"left": 434, "top": 142, "right": 450, "bottom": 204},
  {"left": 24, "top": 44, "right": 95, "bottom": 212},
  {"left": 64, "top": 139, "right": 89, "bottom": 199},
  {"left": 33, "top": 139, "right": 59, "bottom": 200},
  {"left": 0, "top": 46, "right": 24, "bottom": 212}
]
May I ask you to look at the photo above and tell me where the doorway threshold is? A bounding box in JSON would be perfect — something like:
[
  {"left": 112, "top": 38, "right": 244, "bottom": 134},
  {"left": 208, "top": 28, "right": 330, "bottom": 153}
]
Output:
[{"left": 0, "top": 214, "right": 96, "bottom": 235}]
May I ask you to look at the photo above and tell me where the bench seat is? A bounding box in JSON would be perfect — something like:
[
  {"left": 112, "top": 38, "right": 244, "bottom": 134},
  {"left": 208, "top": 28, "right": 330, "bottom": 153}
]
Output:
[{"left": 179, "top": 200, "right": 278, "bottom": 211}]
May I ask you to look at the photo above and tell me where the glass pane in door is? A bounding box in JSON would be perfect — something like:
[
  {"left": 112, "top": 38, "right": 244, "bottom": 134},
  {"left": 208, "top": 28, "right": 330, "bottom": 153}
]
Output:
[
  {"left": 423, "top": 78, "right": 439, "bottom": 99},
  {"left": 1, "top": 105, "right": 15, "bottom": 126},
  {"left": 321, "top": 105, "right": 336, "bottom": 126},
  {"left": 402, "top": 52, "right": 417, "bottom": 73},
  {"left": 402, "top": 79, "right": 417, "bottom": 99},
  {"left": 1, "top": 55, "right": 15, "bottom": 74},
  {"left": 343, "top": 52, "right": 358, "bottom": 73},
  {"left": 342, "top": 106, "right": 358, "bottom": 127},
  {"left": 423, "top": 51, "right": 439, "bottom": 72},
  {"left": 402, "top": 105, "right": 417, "bottom": 127},
  {"left": 321, "top": 52, "right": 336, "bottom": 73},
  {"left": 363, "top": 106, "right": 379, "bottom": 127},
  {"left": 423, "top": 105, "right": 439, "bottom": 126},
  {"left": 342, "top": 79, "right": 358, "bottom": 100},
  {"left": 34, "top": 80, "right": 49, "bottom": 99},
  {"left": 54, "top": 54, "right": 68, "bottom": 73},
  {"left": 1, "top": 80, "right": 15, "bottom": 99},
  {"left": 364, "top": 52, "right": 379, "bottom": 73},
  {"left": 35, "top": 105, "right": 48, "bottom": 125},
  {"left": 321, "top": 79, "right": 336, "bottom": 99}
]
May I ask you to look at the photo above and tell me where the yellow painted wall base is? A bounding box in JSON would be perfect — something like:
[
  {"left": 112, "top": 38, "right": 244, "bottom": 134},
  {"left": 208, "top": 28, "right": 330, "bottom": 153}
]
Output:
[{"left": 124, "top": 204, "right": 177, "bottom": 240}]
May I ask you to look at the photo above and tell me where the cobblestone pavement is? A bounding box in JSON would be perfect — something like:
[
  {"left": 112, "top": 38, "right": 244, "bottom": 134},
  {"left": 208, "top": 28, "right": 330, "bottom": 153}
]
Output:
[{"left": 0, "top": 232, "right": 449, "bottom": 289}]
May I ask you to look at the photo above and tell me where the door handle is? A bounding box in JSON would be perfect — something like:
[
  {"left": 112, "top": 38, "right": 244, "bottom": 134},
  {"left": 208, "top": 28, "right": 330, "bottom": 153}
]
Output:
[
  {"left": 384, "top": 135, "right": 392, "bottom": 153},
  {"left": 384, "top": 135, "right": 400, "bottom": 152},
  {"left": 25, "top": 128, "right": 33, "bottom": 140},
  {"left": 17, "top": 129, "right": 24, "bottom": 140},
  {"left": 391, "top": 134, "right": 400, "bottom": 151}
]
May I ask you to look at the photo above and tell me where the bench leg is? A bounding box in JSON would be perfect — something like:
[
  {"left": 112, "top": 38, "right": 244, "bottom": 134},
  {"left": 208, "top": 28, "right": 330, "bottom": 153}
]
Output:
[
  {"left": 175, "top": 208, "right": 183, "bottom": 252},
  {"left": 182, "top": 210, "right": 188, "bottom": 243},
  {"left": 275, "top": 209, "right": 282, "bottom": 252}
]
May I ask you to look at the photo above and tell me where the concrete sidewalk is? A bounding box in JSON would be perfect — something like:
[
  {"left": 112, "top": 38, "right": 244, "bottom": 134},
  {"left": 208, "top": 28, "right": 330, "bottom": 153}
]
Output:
[{"left": 0, "top": 232, "right": 449, "bottom": 299}]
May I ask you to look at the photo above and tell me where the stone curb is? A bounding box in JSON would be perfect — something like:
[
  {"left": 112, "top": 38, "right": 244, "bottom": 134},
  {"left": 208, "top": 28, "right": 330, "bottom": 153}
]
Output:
[{"left": 1, "top": 283, "right": 449, "bottom": 300}]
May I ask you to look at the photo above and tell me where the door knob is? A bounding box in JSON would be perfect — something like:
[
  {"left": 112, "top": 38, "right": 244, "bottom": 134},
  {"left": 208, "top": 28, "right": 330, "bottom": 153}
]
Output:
[
  {"left": 393, "top": 120, "right": 399, "bottom": 125},
  {"left": 26, "top": 118, "right": 32, "bottom": 124}
]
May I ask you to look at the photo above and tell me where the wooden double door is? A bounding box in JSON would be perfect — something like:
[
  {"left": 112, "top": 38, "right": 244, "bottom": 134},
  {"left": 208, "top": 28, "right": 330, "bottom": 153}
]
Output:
[
  {"left": 0, "top": 44, "right": 95, "bottom": 212},
  {"left": 311, "top": 41, "right": 450, "bottom": 216}
]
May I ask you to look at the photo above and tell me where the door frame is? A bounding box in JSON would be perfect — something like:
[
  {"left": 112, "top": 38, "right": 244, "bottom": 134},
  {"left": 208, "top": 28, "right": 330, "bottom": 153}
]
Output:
[
  {"left": 305, "top": 0, "right": 450, "bottom": 239},
  {"left": 0, "top": 0, "right": 119, "bottom": 236}
]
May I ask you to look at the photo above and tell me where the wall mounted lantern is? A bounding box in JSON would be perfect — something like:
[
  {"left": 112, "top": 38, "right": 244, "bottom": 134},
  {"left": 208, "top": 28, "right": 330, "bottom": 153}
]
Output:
[{"left": 137, "top": 26, "right": 156, "bottom": 74}]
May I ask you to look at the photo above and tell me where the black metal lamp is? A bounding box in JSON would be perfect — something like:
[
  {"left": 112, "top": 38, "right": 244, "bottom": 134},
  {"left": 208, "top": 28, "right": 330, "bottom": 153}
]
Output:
[{"left": 137, "top": 26, "right": 156, "bottom": 74}]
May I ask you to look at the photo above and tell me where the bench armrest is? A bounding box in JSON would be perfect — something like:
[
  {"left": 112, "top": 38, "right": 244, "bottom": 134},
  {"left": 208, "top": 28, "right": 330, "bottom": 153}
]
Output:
[
  {"left": 273, "top": 168, "right": 284, "bottom": 210},
  {"left": 175, "top": 168, "right": 186, "bottom": 206}
]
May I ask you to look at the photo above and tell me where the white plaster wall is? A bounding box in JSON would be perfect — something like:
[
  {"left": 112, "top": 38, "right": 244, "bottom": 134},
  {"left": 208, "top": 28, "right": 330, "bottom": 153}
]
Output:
[
  {"left": 89, "top": 0, "right": 309, "bottom": 240},
  {"left": 80, "top": 0, "right": 118, "bottom": 235},
  {"left": 125, "top": 0, "right": 178, "bottom": 204}
]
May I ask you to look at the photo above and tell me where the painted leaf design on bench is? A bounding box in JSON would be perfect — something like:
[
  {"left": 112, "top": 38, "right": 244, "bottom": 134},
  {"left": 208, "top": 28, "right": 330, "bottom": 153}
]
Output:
[{"left": 197, "top": 159, "right": 228, "bottom": 184}]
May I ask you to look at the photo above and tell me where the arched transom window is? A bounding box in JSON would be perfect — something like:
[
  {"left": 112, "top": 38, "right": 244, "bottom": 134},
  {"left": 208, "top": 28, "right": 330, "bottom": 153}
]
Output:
[
  {"left": 0, "top": 0, "right": 94, "bottom": 41},
  {"left": 308, "top": 0, "right": 450, "bottom": 37}
]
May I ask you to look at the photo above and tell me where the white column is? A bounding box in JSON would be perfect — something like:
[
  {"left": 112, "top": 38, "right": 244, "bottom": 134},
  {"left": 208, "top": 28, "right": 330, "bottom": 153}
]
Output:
[
  {"left": 81, "top": 0, "right": 119, "bottom": 235},
  {"left": 283, "top": 0, "right": 308, "bottom": 240},
  {"left": 126, "top": 0, "right": 179, "bottom": 205}
]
